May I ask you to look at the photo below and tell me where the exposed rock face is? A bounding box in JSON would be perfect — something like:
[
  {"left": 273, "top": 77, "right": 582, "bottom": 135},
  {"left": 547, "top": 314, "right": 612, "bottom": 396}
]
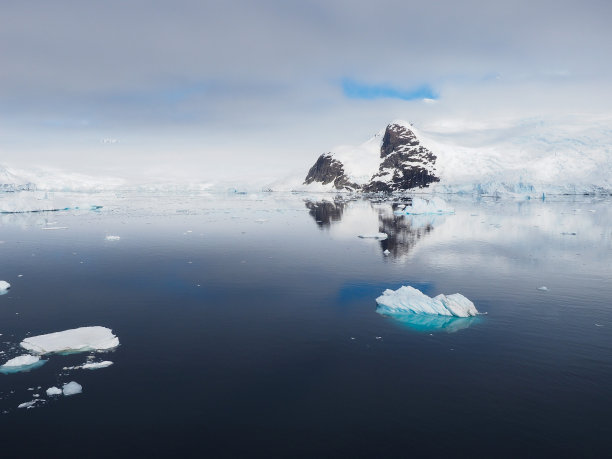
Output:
[
  {"left": 303, "top": 153, "right": 359, "bottom": 191},
  {"left": 303, "top": 122, "right": 439, "bottom": 193},
  {"left": 363, "top": 123, "right": 439, "bottom": 192}
]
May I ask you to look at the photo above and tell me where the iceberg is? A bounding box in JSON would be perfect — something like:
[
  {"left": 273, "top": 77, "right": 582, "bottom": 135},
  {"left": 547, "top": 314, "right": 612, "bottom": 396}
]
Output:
[
  {"left": 376, "top": 285, "right": 478, "bottom": 318},
  {"left": 0, "top": 354, "right": 47, "bottom": 374},
  {"left": 396, "top": 197, "right": 454, "bottom": 215},
  {"left": 358, "top": 232, "right": 388, "bottom": 240},
  {"left": 0, "top": 280, "right": 10, "bottom": 295},
  {"left": 20, "top": 326, "right": 120, "bottom": 355},
  {"left": 62, "top": 381, "right": 82, "bottom": 396}
]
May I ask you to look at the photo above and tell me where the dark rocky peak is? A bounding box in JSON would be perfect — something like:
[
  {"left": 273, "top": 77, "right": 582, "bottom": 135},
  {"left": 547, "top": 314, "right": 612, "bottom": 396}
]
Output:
[
  {"left": 381, "top": 123, "right": 420, "bottom": 158},
  {"left": 303, "top": 153, "right": 359, "bottom": 191}
]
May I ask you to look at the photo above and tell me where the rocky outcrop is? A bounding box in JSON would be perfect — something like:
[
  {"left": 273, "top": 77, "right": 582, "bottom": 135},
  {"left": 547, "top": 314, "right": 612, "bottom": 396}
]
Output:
[
  {"left": 304, "top": 122, "right": 439, "bottom": 193},
  {"left": 303, "top": 153, "right": 360, "bottom": 191}
]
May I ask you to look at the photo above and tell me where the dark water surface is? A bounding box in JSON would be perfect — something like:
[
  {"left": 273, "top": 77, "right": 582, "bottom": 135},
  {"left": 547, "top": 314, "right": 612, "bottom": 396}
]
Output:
[{"left": 1, "top": 192, "right": 611, "bottom": 457}]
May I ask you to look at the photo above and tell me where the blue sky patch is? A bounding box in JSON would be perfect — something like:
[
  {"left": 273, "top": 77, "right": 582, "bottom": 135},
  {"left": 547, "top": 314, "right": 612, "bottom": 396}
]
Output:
[{"left": 341, "top": 79, "right": 438, "bottom": 101}]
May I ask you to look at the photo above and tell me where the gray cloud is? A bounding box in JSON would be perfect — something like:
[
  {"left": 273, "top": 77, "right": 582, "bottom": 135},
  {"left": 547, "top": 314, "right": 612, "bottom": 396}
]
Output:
[{"left": 1, "top": 0, "right": 611, "bottom": 180}]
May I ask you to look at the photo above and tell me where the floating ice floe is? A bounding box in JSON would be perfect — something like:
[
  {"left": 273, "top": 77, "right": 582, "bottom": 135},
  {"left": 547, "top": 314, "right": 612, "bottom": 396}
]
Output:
[
  {"left": 105, "top": 235, "right": 120, "bottom": 241},
  {"left": 0, "top": 280, "right": 10, "bottom": 295},
  {"left": 0, "top": 354, "right": 47, "bottom": 374},
  {"left": 537, "top": 286, "right": 549, "bottom": 291},
  {"left": 46, "top": 386, "right": 62, "bottom": 397},
  {"left": 62, "top": 381, "right": 82, "bottom": 396},
  {"left": 376, "top": 286, "right": 479, "bottom": 318},
  {"left": 395, "top": 197, "right": 455, "bottom": 215},
  {"left": 358, "top": 232, "right": 388, "bottom": 240},
  {"left": 63, "top": 360, "right": 113, "bottom": 371},
  {"left": 18, "top": 399, "right": 44, "bottom": 409},
  {"left": 20, "top": 326, "right": 120, "bottom": 355}
]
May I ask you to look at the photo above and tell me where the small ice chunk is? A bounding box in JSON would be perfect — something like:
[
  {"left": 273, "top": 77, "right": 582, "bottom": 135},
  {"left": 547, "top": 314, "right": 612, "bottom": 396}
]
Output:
[
  {"left": 105, "top": 235, "right": 120, "bottom": 241},
  {"left": 46, "top": 386, "right": 62, "bottom": 396},
  {"left": 62, "top": 381, "right": 82, "bottom": 396},
  {"left": 537, "top": 286, "right": 549, "bottom": 291},
  {"left": 0, "top": 280, "right": 10, "bottom": 291},
  {"left": 358, "top": 233, "right": 388, "bottom": 240},
  {"left": 20, "top": 326, "right": 120, "bottom": 355},
  {"left": 18, "top": 400, "right": 40, "bottom": 409},
  {"left": 376, "top": 285, "right": 478, "bottom": 318},
  {"left": 81, "top": 360, "right": 113, "bottom": 370},
  {"left": 383, "top": 249, "right": 390, "bottom": 255}
]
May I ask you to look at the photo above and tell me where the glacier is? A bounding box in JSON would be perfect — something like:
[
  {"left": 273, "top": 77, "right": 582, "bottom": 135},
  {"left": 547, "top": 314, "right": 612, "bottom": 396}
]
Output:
[
  {"left": 376, "top": 286, "right": 478, "bottom": 318},
  {"left": 20, "top": 326, "right": 120, "bottom": 355}
]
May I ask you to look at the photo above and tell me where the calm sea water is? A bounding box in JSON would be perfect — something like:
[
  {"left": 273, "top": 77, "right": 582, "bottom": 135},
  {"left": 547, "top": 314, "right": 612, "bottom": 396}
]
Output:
[{"left": 1, "top": 191, "right": 611, "bottom": 457}]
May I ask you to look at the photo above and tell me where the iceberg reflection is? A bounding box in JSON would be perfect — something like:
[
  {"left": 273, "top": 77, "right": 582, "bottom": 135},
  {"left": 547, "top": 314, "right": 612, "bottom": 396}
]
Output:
[{"left": 377, "top": 309, "right": 480, "bottom": 333}]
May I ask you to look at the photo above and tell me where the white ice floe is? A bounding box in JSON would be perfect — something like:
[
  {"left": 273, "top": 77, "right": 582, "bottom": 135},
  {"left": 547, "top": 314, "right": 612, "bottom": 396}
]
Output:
[
  {"left": 20, "top": 326, "right": 120, "bottom": 355},
  {"left": 396, "top": 197, "right": 455, "bottom": 215},
  {"left": 46, "top": 386, "right": 62, "bottom": 396},
  {"left": 82, "top": 361, "right": 113, "bottom": 370},
  {"left": 105, "top": 235, "right": 120, "bottom": 241},
  {"left": 376, "top": 285, "right": 478, "bottom": 318},
  {"left": 63, "top": 360, "right": 113, "bottom": 371},
  {"left": 62, "top": 381, "right": 82, "bottom": 396},
  {"left": 2, "top": 354, "right": 40, "bottom": 367},
  {"left": 358, "top": 232, "right": 388, "bottom": 240},
  {"left": 537, "top": 286, "right": 549, "bottom": 291},
  {"left": 383, "top": 249, "right": 391, "bottom": 255},
  {"left": 0, "top": 280, "right": 10, "bottom": 291},
  {"left": 0, "top": 354, "right": 46, "bottom": 374},
  {"left": 18, "top": 399, "right": 44, "bottom": 409}
]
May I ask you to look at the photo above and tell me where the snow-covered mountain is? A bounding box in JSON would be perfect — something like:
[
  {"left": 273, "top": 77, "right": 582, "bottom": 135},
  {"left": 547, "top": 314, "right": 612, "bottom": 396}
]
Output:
[
  {"left": 304, "top": 121, "right": 438, "bottom": 192},
  {"left": 302, "top": 119, "right": 612, "bottom": 195},
  {"left": 0, "top": 166, "right": 35, "bottom": 191}
]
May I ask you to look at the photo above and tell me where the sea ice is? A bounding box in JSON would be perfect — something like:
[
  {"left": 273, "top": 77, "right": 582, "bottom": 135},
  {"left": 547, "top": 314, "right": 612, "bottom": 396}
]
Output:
[
  {"left": 0, "top": 354, "right": 47, "bottom": 374},
  {"left": 62, "top": 381, "right": 82, "bottom": 396},
  {"left": 64, "top": 360, "right": 114, "bottom": 371},
  {"left": 105, "top": 235, "right": 120, "bottom": 241},
  {"left": 18, "top": 400, "right": 43, "bottom": 409},
  {"left": 81, "top": 361, "right": 113, "bottom": 370},
  {"left": 376, "top": 285, "right": 478, "bottom": 318},
  {"left": 537, "top": 286, "right": 549, "bottom": 291},
  {"left": 46, "top": 386, "right": 62, "bottom": 396},
  {"left": 358, "top": 233, "right": 388, "bottom": 240},
  {"left": 20, "top": 326, "right": 120, "bottom": 355},
  {"left": 396, "top": 197, "right": 455, "bottom": 215},
  {"left": 0, "top": 280, "right": 10, "bottom": 291}
]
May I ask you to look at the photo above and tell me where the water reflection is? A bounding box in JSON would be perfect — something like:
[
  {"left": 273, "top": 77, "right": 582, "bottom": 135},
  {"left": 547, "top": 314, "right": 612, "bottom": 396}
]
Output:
[
  {"left": 376, "top": 308, "right": 479, "bottom": 333},
  {"left": 304, "top": 197, "right": 350, "bottom": 228},
  {"left": 305, "top": 198, "right": 443, "bottom": 259}
]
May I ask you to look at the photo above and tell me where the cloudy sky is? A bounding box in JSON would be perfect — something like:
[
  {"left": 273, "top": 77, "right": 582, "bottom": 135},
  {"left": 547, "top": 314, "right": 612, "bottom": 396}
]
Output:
[{"left": 1, "top": 0, "right": 611, "bottom": 183}]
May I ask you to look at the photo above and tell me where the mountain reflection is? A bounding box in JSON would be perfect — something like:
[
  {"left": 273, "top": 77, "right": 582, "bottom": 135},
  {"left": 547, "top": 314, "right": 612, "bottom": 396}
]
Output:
[
  {"left": 304, "top": 197, "right": 350, "bottom": 228},
  {"left": 305, "top": 198, "right": 443, "bottom": 259}
]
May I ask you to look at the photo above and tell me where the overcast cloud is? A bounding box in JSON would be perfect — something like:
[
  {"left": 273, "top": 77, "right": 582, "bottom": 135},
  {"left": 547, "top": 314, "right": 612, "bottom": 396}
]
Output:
[{"left": 1, "top": 0, "right": 611, "bottom": 181}]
